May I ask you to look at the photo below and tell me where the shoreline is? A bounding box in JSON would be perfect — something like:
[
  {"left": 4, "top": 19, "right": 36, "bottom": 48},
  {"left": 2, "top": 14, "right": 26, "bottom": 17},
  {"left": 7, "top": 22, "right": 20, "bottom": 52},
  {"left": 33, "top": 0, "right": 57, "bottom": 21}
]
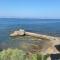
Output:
[
  {"left": 10, "top": 29, "right": 60, "bottom": 54},
  {"left": 10, "top": 29, "right": 59, "bottom": 41}
]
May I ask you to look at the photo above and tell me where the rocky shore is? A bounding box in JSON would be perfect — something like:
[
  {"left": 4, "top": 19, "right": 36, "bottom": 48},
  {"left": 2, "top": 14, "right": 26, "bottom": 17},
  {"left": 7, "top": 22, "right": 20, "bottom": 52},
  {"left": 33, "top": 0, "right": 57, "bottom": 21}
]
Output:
[{"left": 10, "top": 29, "right": 60, "bottom": 54}]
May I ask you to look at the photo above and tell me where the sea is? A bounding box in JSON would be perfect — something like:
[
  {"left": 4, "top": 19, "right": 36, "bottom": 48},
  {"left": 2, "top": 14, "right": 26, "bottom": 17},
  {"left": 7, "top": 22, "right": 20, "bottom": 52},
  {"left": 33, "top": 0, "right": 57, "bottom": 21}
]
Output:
[{"left": 0, "top": 18, "right": 60, "bottom": 50}]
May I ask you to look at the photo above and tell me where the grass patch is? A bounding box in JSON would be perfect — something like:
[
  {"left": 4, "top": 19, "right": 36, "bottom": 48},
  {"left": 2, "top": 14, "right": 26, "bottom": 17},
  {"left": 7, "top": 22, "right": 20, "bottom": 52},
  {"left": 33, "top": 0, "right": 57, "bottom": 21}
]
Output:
[{"left": 0, "top": 48, "right": 50, "bottom": 60}]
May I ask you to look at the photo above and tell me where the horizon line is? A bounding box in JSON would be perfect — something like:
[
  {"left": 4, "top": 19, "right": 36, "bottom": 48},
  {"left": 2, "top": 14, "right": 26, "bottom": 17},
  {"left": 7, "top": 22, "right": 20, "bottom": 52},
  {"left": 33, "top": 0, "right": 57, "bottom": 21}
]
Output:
[{"left": 0, "top": 18, "right": 60, "bottom": 19}]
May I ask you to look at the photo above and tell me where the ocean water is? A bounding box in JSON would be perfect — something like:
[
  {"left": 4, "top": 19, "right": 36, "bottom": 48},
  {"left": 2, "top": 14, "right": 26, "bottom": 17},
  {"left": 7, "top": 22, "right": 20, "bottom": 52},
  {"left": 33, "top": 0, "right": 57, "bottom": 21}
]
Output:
[{"left": 0, "top": 18, "right": 60, "bottom": 50}]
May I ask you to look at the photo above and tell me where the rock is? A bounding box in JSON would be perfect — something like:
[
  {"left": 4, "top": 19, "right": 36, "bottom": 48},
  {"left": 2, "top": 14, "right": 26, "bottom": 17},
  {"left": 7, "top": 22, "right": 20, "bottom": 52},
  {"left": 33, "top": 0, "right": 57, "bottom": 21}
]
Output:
[
  {"left": 19, "top": 29, "right": 25, "bottom": 36},
  {"left": 10, "top": 31, "right": 19, "bottom": 36},
  {"left": 10, "top": 29, "right": 25, "bottom": 36}
]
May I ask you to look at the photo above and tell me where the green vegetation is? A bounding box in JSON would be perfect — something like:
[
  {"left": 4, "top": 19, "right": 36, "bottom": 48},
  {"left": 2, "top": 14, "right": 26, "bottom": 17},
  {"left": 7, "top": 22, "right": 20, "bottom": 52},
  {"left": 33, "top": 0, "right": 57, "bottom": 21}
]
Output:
[{"left": 0, "top": 48, "right": 50, "bottom": 60}]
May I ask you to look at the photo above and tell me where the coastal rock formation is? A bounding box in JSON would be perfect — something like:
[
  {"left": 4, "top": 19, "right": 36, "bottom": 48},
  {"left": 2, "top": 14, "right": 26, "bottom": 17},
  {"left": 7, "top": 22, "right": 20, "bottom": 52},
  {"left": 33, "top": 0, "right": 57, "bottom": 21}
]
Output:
[
  {"left": 10, "top": 29, "right": 57, "bottom": 41},
  {"left": 10, "top": 29, "right": 25, "bottom": 36},
  {"left": 10, "top": 29, "right": 60, "bottom": 55}
]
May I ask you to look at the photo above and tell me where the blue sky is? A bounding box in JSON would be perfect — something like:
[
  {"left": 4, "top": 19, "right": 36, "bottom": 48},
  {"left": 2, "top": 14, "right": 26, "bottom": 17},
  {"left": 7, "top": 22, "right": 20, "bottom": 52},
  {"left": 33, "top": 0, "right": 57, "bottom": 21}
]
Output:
[{"left": 0, "top": 0, "right": 60, "bottom": 18}]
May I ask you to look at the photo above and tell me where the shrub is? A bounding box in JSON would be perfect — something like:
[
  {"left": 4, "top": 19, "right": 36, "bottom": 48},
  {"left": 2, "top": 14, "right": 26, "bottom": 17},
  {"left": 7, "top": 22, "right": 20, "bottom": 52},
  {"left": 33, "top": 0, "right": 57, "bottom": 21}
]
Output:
[
  {"left": 0, "top": 49, "right": 25, "bottom": 60},
  {"left": 0, "top": 48, "right": 49, "bottom": 60}
]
